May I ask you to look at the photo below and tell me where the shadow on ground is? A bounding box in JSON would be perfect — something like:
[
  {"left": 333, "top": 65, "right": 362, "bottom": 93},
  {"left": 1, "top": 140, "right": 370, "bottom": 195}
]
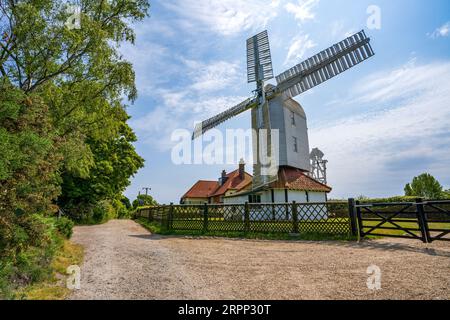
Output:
[{"left": 128, "top": 233, "right": 450, "bottom": 258}]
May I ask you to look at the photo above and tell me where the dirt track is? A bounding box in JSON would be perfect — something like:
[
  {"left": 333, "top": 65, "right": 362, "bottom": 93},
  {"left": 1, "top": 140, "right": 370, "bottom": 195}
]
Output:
[{"left": 69, "top": 219, "right": 450, "bottom": 300}]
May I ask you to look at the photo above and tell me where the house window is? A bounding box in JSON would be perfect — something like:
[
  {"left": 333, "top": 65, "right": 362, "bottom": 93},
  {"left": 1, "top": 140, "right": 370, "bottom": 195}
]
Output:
[
  {"left": 293, "top": 137, "right": 298, "bottom": 153},
  {"left": 248, "top": 194, "right": 262, "bottom": 203},
  {"left": 291, "top": 111, "right": 296, "bottom": 126}
]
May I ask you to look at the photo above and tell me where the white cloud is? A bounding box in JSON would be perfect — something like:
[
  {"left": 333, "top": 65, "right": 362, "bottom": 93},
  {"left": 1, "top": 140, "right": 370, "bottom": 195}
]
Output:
[
  {"left": 131, "top": 94, "right": 248, "bottom": 151},
  {"left": 120, "top": 40, "right": 174, "bottom": 97},
  {"left": 162, "top": 0, "right": 281, "bottom": 36},
  {"left": 351, "top": 58, "right": 449, "bottom": 104},
  {"left": 330, "top": 20, "right": 357, "bottom": 39},
  {"left": 428, "top": 21, "right": 450, "bottom": 38},
  {"left": 129, "top": 56, "right": 248, "bottom": 151},
  {"left": 284, "top": 34, "right": 316, "bottom": 65},
  {"left": 284, "top": 0, "right": 319, "bottom": 23},
  {"left": 186, "top": 60, "right": 242, "bottom": 92},
  {"left": 310, "top": 59, "right": 450, "bottom": 197}
]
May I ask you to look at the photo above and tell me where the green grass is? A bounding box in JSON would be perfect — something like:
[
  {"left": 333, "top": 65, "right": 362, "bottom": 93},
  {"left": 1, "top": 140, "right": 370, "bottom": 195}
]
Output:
[
  {"left": 136, "top": 216, "right": 450, "bottom": 241},
  {"left": 136, "top": 217, "right": 355, "bottom": 241},
  {"left": 15, "top": 240, "right": 84, "bottom": 300},
  {"left": 361, "top": 219, "right": 450, "bottom": 238}
]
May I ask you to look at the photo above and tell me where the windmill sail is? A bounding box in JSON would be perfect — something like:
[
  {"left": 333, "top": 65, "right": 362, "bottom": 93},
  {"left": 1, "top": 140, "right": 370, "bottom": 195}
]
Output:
[
  {"left": 275, "top": 30, "right": 374, "bottom": 98},
  {"left": 247, "top": 30, "right": 274, "bottom": 83},
  {"left": 192, "top": 98, "right": 257, "bottom": 139}
]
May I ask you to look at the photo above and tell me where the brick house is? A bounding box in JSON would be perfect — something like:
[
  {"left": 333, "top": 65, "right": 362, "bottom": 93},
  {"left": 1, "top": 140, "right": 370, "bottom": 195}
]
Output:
[{"left": 180, "top": 160, "right": 252, "bottom": 204}]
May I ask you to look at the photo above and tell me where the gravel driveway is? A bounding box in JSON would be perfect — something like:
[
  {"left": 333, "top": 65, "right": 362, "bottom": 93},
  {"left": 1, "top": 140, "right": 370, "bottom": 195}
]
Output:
[{"left": 69, "top": 219, "right": 450, "bottom": 300}]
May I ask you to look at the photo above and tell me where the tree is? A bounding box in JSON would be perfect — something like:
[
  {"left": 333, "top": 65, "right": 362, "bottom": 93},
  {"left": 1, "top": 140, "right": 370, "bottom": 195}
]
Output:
[
  {"left": 59, "top": 117, "right": 144, "bottom": 214},
  {"left": 120, "top": 196, "right": 132, "bottom": 210},
  {"left": 443, "top": 189, "right": 450, "bottom": 200},
  {"left": 132, "top": 194, "right": 158, "bottom": 209},
  {"left": 0, "top": 84, "right": 61, "bottom": 217},
  {"left": 1, "top": 0, "right": 149, "bottom": 216},
  {"left": 404, "top": 173, "right": 443, "bottom": 199}
]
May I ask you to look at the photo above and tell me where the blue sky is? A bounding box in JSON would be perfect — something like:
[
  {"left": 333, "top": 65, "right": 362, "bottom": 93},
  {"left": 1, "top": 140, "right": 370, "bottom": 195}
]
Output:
[{"left": 121, "top": 0, "right": 450, "bottom": 203}]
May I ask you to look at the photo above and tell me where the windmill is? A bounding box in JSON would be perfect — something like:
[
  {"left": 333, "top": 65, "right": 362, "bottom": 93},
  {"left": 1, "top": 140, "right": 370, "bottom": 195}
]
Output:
[{"left": 192, "top": 30, "right": 374, "bottom": 190}]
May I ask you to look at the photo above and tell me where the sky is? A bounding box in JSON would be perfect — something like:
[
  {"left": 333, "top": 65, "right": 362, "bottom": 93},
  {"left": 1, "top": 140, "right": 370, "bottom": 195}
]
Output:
[{"left": 121, "top": 0, "right": 450, "bottom": 203}]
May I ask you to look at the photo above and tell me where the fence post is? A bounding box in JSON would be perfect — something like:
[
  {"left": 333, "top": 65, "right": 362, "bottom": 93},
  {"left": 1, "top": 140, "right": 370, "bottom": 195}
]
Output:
[
  {"left": 147, "top": 208, "right": 152, "bottom": 222},
  {"left": 167, "top": 203, "right": 174, "bottom": 231},
  {"left": 244, "top": 202, "right": 250, "bottom": 233},
  {"left": 348, "top": 198, "right": 358, "bottom": 237},
  {"left": 355, "top": 200, "right": 364, "bottom": 240},
  {"left": 416, "top": 198, "right": 430, "bottom": 243},
  {"left": 203, "top": 203, "right": 209, "bottom": 233},
  {"left": 292, "top": 201, "right": 299, "bottom": 234}
]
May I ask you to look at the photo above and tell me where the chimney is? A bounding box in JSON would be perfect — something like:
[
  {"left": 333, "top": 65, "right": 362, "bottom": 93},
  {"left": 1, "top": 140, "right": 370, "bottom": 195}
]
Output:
[
  {"left": 220, "top": 170, "right": 227, "bottom": 186},
  {"left": 239, "top": 158, "right": 245, "bottom": 180}
]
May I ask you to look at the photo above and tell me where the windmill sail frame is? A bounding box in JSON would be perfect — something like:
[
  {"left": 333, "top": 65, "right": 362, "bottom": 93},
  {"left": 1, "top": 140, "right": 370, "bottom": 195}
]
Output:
[
  {"left": 274, "top": 30, "right": 374, "bottom": 98},
  {"left": 247, "top": 30, "right": 274, "bottom": 83}
]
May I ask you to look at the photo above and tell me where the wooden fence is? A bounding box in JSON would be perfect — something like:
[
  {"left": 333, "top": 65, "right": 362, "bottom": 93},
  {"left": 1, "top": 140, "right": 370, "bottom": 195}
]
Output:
[
  {"left": 136, "top": 201, "right": 353, "bottom": 237},
  {"left": 136, "top": 198, "right": 450, "bottom": 242}
]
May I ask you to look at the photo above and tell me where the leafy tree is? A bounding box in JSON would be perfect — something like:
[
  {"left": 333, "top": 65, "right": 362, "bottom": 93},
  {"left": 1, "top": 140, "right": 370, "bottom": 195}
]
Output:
[
  {"left": 132, "top": 194, "right": 158, "bottom": 209},
  {"left": 0, "top": 84, "right": 61, "bottom": 218},
  {"left": 1, "top": 0, "right": 148, "bottom": 214},
  {"left": 404, "top": 173, "right": 443, "bottom": 199},
  {"left": 120, "top": 196, "right": 132, "bottom": 210},
  {"left": 442, "top": 189, "right": 450, "bottom": 199},
  {"left": 59, "top": 116, "right": 144, "bottom": 214},
  {"left": 0, "top": 0, "right": 149, "bottom": 294}
]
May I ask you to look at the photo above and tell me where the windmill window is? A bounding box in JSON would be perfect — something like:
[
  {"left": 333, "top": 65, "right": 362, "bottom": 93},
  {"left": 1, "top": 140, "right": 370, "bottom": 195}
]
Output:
[
  {"left": 293, "top": 137, "right": 298, "bottom": 153},
  {"left": 291, "top": 111, "right": 296, "bottom": 126}
]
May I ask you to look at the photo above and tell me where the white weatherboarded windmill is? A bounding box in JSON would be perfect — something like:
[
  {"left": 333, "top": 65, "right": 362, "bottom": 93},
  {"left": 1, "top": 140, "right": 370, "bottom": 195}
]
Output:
[{"left": 192, "top": 30, "right": 374, "bottom": 205}]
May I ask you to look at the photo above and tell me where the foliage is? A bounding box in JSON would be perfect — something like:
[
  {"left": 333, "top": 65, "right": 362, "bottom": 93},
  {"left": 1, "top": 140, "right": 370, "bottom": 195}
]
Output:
[
  {"left": 132, "top": 194, "right": 158, "bottom": 209},
  {"left": 0, "top": 84, "right": 62, "bottom": 219},
  {"left": 442, "top": 189, "right": 450, "bottom": 199},
  {"left": 59, "top": 119, "right": 144, "bottom": 216},
  {"left": 55, "top": 217, "right": 74, "bottom": 239},
  {"left": 0, "top": 0, "right": 149, "bottom": 297},
  {"left": 1, "top": 0, "right": 148, "bottom": 211},
  {"left": 354, "top": 196, "right": 419, "bottom": 203},
  {"left": 120, "top": 196, "right": 132, "bottom": 210},
  {"left": 16, "top": 240, "right": 83, "bottom": 300},
  {"left": 0, "top": 214, "right": 74, "bottom": 299},
  {"left": 328, "top": 196, "right": 419, "bottom": 203},
  {"left": 404, "top": 173, "right": 444, "bottom": 199}
]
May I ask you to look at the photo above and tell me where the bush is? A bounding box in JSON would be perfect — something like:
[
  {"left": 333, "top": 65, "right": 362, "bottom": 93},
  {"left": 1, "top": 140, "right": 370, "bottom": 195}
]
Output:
[
  {"left": 0, "top": 214, "right": 66, "bottom": 299},
  {"left": 63, "top": 197, "right": 135, "bottom": 224},
  {"left": 55, "top": 217, "right": 74, "bottom": 239},
  {"left": 356, "top": 196, "right": 421, "bottom": 203}
]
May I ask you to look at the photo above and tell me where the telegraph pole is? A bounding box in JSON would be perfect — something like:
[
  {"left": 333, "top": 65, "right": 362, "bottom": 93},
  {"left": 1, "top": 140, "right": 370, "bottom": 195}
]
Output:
[{"left": 142, "top": 187, "right": 151, "bottom": 196}]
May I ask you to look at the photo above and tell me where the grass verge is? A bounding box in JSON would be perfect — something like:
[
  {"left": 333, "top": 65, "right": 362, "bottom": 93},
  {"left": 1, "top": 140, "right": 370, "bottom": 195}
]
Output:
[{"left": 15, "top": 240, "right": 84, "bottom": 300}]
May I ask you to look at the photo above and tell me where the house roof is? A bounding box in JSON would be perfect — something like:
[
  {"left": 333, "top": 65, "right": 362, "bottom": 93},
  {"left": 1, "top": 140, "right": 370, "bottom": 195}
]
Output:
[
  {"left": 182, "top": 170, "right": 253, "bottom": 200},
  {"left": 269, "top": 166, "right": 332, "bottom": 192},
  {"left": 181, "top": 180, "right": 219, "bottom": 199},
  {"left": 210, "top": 170, "right": 253, "bottom": 197}
]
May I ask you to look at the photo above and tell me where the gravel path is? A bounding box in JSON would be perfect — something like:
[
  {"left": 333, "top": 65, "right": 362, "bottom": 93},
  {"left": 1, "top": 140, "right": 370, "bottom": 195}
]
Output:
[{"left": 69, "top": 219, "right": 450, "bottom": 300}]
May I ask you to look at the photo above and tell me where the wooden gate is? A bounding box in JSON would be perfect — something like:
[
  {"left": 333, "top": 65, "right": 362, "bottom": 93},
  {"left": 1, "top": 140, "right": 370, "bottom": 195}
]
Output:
[{"left": 352, "top": 199, "right": 450, "bottom": 243}]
